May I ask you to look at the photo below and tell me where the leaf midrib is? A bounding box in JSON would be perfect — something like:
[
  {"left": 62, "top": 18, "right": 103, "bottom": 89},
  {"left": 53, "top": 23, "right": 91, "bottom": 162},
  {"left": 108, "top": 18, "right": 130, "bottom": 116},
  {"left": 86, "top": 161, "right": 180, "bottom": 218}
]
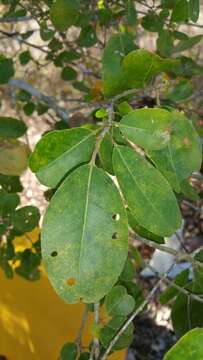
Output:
[{"left": 78, "top": 165, "right": 94, "bottom": 285}]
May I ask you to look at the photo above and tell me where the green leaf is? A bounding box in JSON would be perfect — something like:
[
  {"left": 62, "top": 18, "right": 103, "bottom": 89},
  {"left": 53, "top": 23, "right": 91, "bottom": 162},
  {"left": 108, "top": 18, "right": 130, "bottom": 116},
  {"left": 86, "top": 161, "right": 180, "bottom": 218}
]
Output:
[
  {"left": 160, "top": 269, "right": 189, "bottom": 305},
  {"left": 0, "top": 174, "right": 23, "bottom": 193},
  {"left": 15, "top": 249, "right": 41, "bottom": 281},
  {"left": 105, "top": 285, "right": 135, "bottom": 317},
  {"left": 29, "top": 128, "right": 96, "bottom": 188},
  {"left": 98, "top": 134, "right": 114, "bottom": 174},
  {"left": 50, "top": 0, "right": 80, "bottom": 31},
  {"left": 0, "top": 58, "right": 14, "bottom": 84},
  {"left": 77, "top": 26, "right": 97, "bottom": 48},
  {"left": 164, "top": 328, "right": 203, "bottom": 360},
  {"left": 171, "top": 0, "right": 189, "bottom": 23},
  {"left": 189, "top": 0, "right": 199, "bottom": 22},
  {"left": 102, "top": 33, "right": 135, "bottom": 97},
  {"left": 142, "top": 11, "right": 164, "bottom": 32},
  {"left": 23, "top": 102, "right": 35, "bottom": 116},
  {"left": 172, "top": 35, "right": 203, "bottom": 53},
  {"left": 119, "top": 108, "right": 172, "bottom": 150},
  {"left": 157, "top": 30, "right": 174, "bottom": 57},
  {"left": 11, "top": 206, "right": 40, "bottom": 233},
  {"left": 128, "top": 209, "right": 164, "bottom": 244},
  {"left": 117, "top": 101, "right": 133, "bottom": 116},
  {"left": 0, "top": 139, "right": 30, "bottom": 176},
  {"left": 122, "top": 50, "right": 178, "bottom": 89},
  {"left": 0, "top": 117, "right": 27, "bottom": 139},
  {"left": 126, "top": 0, "right": 137, "bottom": 26},
  {"left": 167, "top": 80, "right": 193, "bottom": 102},
  {"left": 78, "top": 353, "right": 90, "bottom": 360},
  {"left": 41, "top": 164, "right": 128, "bottom": 304},
  {"left": 180, "top": 179, "right": 200, "bottom": 201},
  {"left": 19, "top": 50, "right": 31, "bottom": 65},
  {"left": 95, "top": 108, "right": 108, "bottom": 119},
  {"left": 100, "top": 316, "right": 134, "bottom": 351},
  {"left": 0, "top": 189, "right": 20, "bottom": 218},
  {"left": 61, "top": 66, "right": 77, "bottom": 81},
  {"left": 172, "top": 286, "right": 203, "bottom": 337},
  {"left": 119, "top": 258, "right": 135, "bottom": 282},
  {"left": 148, "top": 112, "right": 202, "bottom": 192},
  {"left": 113, "top": 145, "right": 182, "bottom": 237},
  {"left": 60, "top": 343, "right": 78, "bottom": 360}
]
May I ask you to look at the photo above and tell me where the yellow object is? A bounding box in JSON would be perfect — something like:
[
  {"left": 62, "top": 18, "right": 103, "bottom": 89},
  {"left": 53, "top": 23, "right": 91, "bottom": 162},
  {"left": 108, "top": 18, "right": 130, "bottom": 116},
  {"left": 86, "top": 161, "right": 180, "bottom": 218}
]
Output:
[{"left": 0, "top": 230, "right": 126, "bottom": 360}]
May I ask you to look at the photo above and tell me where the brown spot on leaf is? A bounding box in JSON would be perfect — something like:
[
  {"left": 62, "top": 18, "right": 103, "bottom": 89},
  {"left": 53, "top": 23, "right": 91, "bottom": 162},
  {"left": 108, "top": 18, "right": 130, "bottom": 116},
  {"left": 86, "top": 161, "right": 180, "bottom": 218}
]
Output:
[{"left": 67, "top": 277, "right": 76, "bottom": 286}]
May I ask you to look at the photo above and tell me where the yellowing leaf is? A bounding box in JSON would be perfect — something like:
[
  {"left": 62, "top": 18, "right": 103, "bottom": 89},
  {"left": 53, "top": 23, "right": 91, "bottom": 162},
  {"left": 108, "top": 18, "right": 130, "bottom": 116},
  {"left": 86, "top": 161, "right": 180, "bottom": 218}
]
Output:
[{"left": 0, "top": 139, "right": 30, "bottom": 176}]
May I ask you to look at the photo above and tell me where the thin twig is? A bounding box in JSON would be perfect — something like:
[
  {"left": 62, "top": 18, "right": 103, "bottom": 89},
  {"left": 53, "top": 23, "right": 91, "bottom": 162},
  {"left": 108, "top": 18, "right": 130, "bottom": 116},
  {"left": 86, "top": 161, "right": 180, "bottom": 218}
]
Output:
[
  {"left": 139, "top": 237, "right": 203, "bottom": 270},
  {"left": 145, "top": 263, "right": 203, "bottom": 305},
  {"left": 75, "top": 306, "right": 89, "bottom": 353},
  {"left": 90, "top": 302, "right": 100, "bottom": 360},
  {"left": 9, "top": 79, "right": 69, "bottom": 123},
  {"left": 0, "top": 16, "right": 33, "bottom": 23}
]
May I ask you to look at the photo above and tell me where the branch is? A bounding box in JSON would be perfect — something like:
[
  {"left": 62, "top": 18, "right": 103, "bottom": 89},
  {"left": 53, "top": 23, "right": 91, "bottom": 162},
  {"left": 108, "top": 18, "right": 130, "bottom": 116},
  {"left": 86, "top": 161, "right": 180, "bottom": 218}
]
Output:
[
  {"left": 0, "top": 16, "right": 33, "bottom": 23},
  {"left": 0, "top": 29, "right": 49, "bottom": 54},
  {"left": 90, "top": 302, "right": 100, "bottom": 360},
  {"left": 140, "top": 237, "right": 203, "bottom": 270},
  {"left": 145, "top": 263, "right": 203, "bottom": 305},
  {"left": 75, "top": 306, "right": 89, "bottom": 352},
  {"left": 9, "top": 79, "right": 69, "bottom": 123}
]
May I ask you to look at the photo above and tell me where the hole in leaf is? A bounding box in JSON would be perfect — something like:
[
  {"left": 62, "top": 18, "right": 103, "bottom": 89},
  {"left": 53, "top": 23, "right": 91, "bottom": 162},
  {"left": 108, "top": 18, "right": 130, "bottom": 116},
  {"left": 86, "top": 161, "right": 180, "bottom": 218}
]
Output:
[
  {"left": 112, "top": 232, "right": 118, "bottom": 240},
  {"left": 112, "top": 213, "right": 120, "bottom": 221},
  {"left": 51, "top": 251, "right": 58, "bottom": 257},
  {"left": 67, "top": 277, "right": 76, "bottom": 286}
]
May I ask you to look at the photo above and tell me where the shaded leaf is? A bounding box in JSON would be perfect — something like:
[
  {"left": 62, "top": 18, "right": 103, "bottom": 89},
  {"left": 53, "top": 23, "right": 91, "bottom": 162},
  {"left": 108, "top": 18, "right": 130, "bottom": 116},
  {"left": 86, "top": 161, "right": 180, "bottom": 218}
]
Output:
[
  {"left": 172, "top": 285, "right": 203, "bottom": 337},
  {"left": 50, "top": 0, "right": 80, "bottom": 31},
  {"left": 126, "top": 0, "right": 137, "bottom": 26},
  {"left": 0, "top": 58, "right": 14, "bottom": 84},
  {"left": 11, "top": 206, "right": 40, "bottom": 233},
  {"left": 167, "top": 80, "right": 193, "bottom": 102},
  {"left": 128, "top": 209, "right": 164, "bottom": 244},
  {"left": 189, "top": 0, "right": 200, "bottom": 22},
  {"left": 78, "top": 26, "right": 97, "bottom": 48},
  {"left": 98, "top": 134, "right": 114, "bottom": 174},
  {"left": 142, "top": 11, "right": 164, "bottom": 32},
  {"left": 180, "top": 179, "right": 200, "bottom": 201},
  {"left": 100, "top": 316, "right": 134, "bottom": 351},
  {"left": 60, "top": 342, "right": 78, "bottom": 360},
  {"left": 0, "top": 117, "right": 27, "bottom": 139},
  {"left": 171, "top": 0, "right": 189, "bottom": 22},
  {"left": 61, "top": 66, "right": 77, "bottom": 81},
  {"left": 160, "top": 269, "right": 189, "bottom": 305},
  {"left": 102, "top": 32, "right": 135, "bottom": 97},
  {"left": 105, "top": 285, "right": 135, "bottom": 317},
  {"left": 0, "top": 174, "right": 22, "bottom": 193}
]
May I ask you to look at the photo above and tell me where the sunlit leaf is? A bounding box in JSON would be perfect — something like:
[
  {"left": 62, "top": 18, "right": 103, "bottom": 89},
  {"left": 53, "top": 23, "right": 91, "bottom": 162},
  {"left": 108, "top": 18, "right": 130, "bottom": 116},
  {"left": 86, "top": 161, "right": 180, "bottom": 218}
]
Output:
[{"left": 41, "top": 164, "right": 128, "bottom": 303}]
